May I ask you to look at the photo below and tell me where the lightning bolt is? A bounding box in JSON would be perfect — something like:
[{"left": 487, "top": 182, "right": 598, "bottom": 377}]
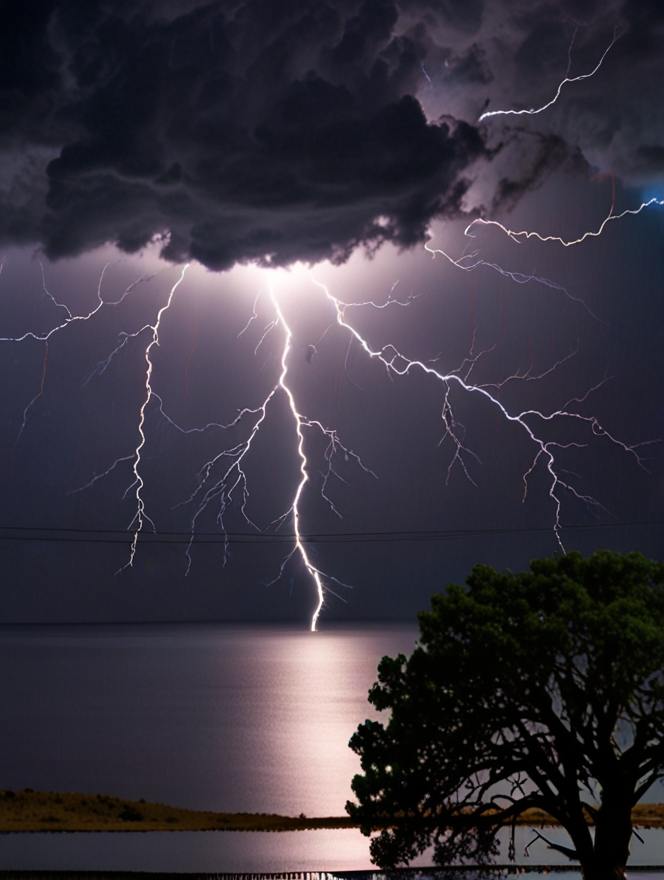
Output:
[
  {"left": 0, "top": 258, "right": 192, "bottom": 575},
  {"left": 3, "top": 170, "right": 659, "bottom": 632},
  {"left": 469, "top": 23, "right": 664, "bottom": 263},
  {"left": 12, "top": 341, "right": 49, "bottom": 461},
  {"left": 311, "top": 276, "right": 650, "bottom": 555},
  {"left": 464, "top": 198, "right": 664, "bottom": 249},
  {"left": 423, "top": 238, "right": 604, "bottom": 321},
  {"left": 120, "top": 264, "right": 190, "bottom": 571},
  {"left": 176, "top": 282, "right": 375, "bottom": 631},
  {"left": 2, "top": 261, "right": 114, "bottom": 345},
  {"left": 479, "top": 27, "right": 621, "bottom": 121},
  {"left": 70, "top": 267, "right": 197, "bottom": 570},
  {"left": 1, "top": 262, "right": 157, "bottom": 443},
  {"left": 7, "top": 242, "right": 656, "bottom": 631},
  {"left": 272, "top": 291, "right": 337, "bottom": 632},
  {"left": 2, "top": 261, "right": 201, "bottom": 585}
]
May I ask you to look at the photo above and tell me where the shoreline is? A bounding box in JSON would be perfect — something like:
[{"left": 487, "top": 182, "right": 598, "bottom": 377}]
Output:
[
  {"left": 3, "top": 791, "right": 664, "bottom": 834},
  {"left": 0, "top": 791, "right": 352, "bottom": 833}
]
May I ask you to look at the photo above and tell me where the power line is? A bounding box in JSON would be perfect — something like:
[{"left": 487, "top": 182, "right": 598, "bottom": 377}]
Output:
[{"left": 0, "top": 520, "right": 660, "bottom": 546}]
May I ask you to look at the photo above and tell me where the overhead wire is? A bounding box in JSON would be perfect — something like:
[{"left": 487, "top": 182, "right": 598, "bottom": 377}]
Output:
[{"left": 0, "top": 520, "right": 660, "bottom": 546}]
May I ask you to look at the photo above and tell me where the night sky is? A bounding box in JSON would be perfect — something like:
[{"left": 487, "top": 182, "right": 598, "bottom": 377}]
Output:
[{"left": 1, "top": 0, "right": 663, "bottom": 626}]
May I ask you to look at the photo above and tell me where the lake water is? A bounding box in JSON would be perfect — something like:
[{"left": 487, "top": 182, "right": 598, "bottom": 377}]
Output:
[{"left": 0, "top": 622, "right": 662, "bottom": 876}]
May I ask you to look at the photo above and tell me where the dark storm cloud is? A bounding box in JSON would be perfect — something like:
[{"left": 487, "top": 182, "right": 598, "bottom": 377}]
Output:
[
  {"left": 1, "top": 0, "right": 488, "bottom": 270},
  {"left": 460, "top": 0, "right": 664, "bottom": 186},
  {"left": 488, "top": 131, "right": 581, "bottom": 214},
  {"left": 0, "top": 0, "right": 663, "bottom": 271}
]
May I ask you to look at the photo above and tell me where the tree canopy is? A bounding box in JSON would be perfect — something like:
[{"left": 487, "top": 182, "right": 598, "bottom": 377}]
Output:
[{"left": 346, "top": 550, "right": 664, "bottom": 880}]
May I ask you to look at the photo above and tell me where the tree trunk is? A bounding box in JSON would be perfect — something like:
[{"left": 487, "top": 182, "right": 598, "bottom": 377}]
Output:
[
  {"left": 580, "top": 794, "right": 632, "bottom": 880},
  {"left": 580, "top": 859, "right": 626, "bottom": 880}
]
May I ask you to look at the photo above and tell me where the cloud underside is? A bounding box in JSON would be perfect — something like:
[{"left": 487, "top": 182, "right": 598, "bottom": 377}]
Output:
[
  {"left": 41, "top": 95, "right": 487, "bottom": 270},
  {"left": 1, "top": 0, "right": 662, "bottom": 270}
]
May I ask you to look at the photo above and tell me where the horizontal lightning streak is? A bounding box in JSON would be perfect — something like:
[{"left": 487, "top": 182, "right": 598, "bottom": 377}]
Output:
[
  {"left": 479, "top": 27, "right": 620, "bottom": 121},
  {"left": 465, "top": 198, "right": 664, "bottom": 249},
  {"left": 2, "top": 265, "right": 158, "bottom": 451},
  {"left": 424, "top": 239, "right": 604, "bottom": 322},
  {"left": 0, "top": 262, "right": 151, "bottom": 345}
]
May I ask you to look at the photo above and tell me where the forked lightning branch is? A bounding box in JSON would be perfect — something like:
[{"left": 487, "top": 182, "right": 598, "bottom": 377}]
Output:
[{"left": 1, "top": 207, "right": 657, "bottom": 630}]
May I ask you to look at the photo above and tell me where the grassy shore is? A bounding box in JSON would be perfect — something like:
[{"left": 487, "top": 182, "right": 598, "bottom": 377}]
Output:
[
  {"left": 2, "top": 790, "right": 664, "bottom": 833},
  {"left": 0, "top": 790, "right": 354, "bottom": 832}
]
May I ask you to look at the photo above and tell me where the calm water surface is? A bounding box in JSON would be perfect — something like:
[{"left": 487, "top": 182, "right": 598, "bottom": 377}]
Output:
[{"left": 0, "top": 622, "right": 662, "bottom": 874}]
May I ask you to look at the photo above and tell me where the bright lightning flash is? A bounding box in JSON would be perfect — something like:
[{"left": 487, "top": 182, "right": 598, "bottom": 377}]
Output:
[
  {"left": 3, "top": 212, "right": 658, "bottom": 632},
  {"left": 272, "top": 292, "right": 336, "bottom": 632},
  {"left": 176, "top": 280, "right": 375, "bottom": 632},
  {"left": 146, "top": 263, "right": 647, "bottom": 629}
]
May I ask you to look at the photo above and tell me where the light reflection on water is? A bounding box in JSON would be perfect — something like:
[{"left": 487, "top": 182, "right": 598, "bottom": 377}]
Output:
[
  {"left": 0, "top": 622, "right": 662, "bottom": 874},
  {"left": 0, "top": 622, "right": 419, "bottom": 816}
]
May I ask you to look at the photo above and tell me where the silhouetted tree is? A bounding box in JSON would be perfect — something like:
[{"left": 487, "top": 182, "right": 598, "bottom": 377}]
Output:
[{"left": 347, "top": 550, "right": 664, "bottom": 880}]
